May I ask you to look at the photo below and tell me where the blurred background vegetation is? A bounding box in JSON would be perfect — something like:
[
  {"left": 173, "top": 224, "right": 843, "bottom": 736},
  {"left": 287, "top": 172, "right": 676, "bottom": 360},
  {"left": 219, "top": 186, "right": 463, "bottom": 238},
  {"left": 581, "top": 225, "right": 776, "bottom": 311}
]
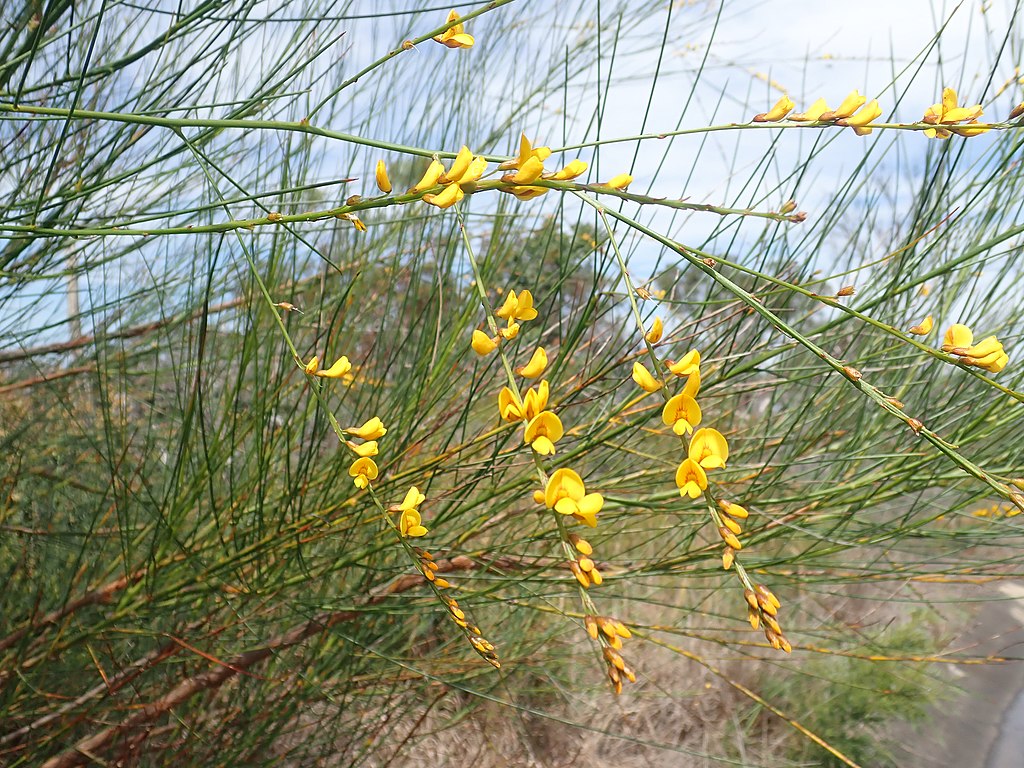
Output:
[{"left": 1, "top": 1, "right": 1023, "bottom": 765}]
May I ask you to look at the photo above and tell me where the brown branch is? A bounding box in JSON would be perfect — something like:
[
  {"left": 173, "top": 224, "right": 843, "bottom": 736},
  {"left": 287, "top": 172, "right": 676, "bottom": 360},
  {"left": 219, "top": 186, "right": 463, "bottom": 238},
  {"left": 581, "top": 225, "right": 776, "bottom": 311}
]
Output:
[{"left": 37, "top": 555, "right": 515, "bottom": 768}]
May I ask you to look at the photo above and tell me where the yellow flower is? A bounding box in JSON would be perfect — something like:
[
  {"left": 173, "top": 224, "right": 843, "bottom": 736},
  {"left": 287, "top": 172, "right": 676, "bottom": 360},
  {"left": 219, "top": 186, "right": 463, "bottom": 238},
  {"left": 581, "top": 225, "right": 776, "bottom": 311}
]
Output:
[
  {"left": 495, "top": 289, "right": 538, "bottom": 321},
  {"left": 631, "top": 361, "right": 662, "bottom": 393},
  {"left": 499, "top": 133, "right": 552, "bottom": 171},
  {"left": 544, "top": 159, "right": 588, "bottom": 181},
  {"left": 440, "top": 145, "right": 473, "bottom": 184},
  {"left": 959, "top": 336, "right": 1009, "bottom": 373},
  {"left": 498, "top": 386, "right": 524, "bottom": 422},
  {"left": 524, "top": 410, "right": 563, "bottom": 455},
  {"left": 689, "top": 428, "right": 729, "bottom": 469},
  {"left": 472, "top": 329, "right": 497, "bottom": 356},
  {"left": 838, "top": 99, "right": 882, "bottom": 135},
  {"left": 941, "top": 323, "right": 974, "bottom": 352},
  {"left": 303, "top": 355, "right": 319, "bottom": 374},
  {"left": 502, "top": 156, "right": 546, "bottom": 184},
  {"left": 498, "top": 322, "right": 520, "bottom": 340},
  {"left": 601, "top": 173, "right": 633, "bottom": 190},
  {"left": 829, "top": 90, "right": 867, "bottom": 119},
  {"left": 516, "top": 346, "right": 548, "bottom": 378},
  {"left": 523, "top": 380, "right": 549, "bottom": 420},
  {"left": 789, "top": 97, "right": 830, "bottom": 122},
  {"left": 399, "top": 486, "right": 426, "bottom": 511},
  {"left": 675, "top": 458, "right": 708, "bottom": 499},
  {"left": 409, "top": 159, "right": 445, "bottom": 193},
  {"left": 399, "top": 508, "right": 428, "bottom": 537},
  {"left": 662, "top": 393, "right": 702, "bottom": 435},
  {"left": 667, "top": 349, "right": 700, "bottom": 377},
  {"left": 719, "top": 500, "right": 749, "bottom": 519},
  {"left": 422, "top": 182, "right": 464, "bottom": 209},
  {"left": 506, "top": 186, "right": 548, "bottom": 201},
  {"left": 753, "top": 95, "right": 795, "bottom": 122},
  {"left": 644, "top": 316, "right": 663, "bottom": 344},
  {"left": 349, "top": 457, "right": 378, "bottom": 489},
  {"left": 682, "top": 368, "right": 701, "bottom": 399},
  {"left": 375, "top": 160, "right": 392, "bottom": 193},
  {"left": 923, "top": 88, "right": 984, "bottom": 139},
  {"left": 316, "top": 356, "right": 352, "bottom": 378},
  {"left": 346, "top": 417, "right": 387, "bottom": 440},
  {"left": 346, "top": 440, "right": 378, "bottom": 458},
  {"left": 908, "top": 315, "right": 933, "bottom": 335},
  {"left": 432, "top": 9, "right": 474, "bottom": 49},
  {"left": 544, "top": 468, "right": 604, "bottom": 527}
]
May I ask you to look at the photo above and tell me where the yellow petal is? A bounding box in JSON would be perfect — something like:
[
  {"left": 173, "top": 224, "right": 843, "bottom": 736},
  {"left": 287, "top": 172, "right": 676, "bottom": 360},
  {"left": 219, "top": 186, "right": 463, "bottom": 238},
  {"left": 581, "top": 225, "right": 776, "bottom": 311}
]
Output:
[
  {"left": 304, "top": 355, "right": 320, "bottom": 374},
  {"left": 471, "top": 329, "right": 497, "bottom": 356},
  {"left": 516, "top": 346, "right": 548, "bottom": 378},
  {"left": 644, "top": 316, "right": 663, "bottom": 344},
  {"left": 400, "top": 486, "right": 426, "bottom": 510},
  {"left": 832, "top": 90, "right": 867, "bottom": 119},
  {"left": 941, "top": 87, "right": 959, "bottom": 115},
  {"left": 410, "top": 159, "right": 445, "bottom": 193},
  {"left": 316, "top": 355, "right": 352, "bottom": 378},
  {"left": 424, "top": 182, "right": 464, "bottom": 208},
  {"left": 668, "top": 349, "right": 700, "bottom": 377},
  {"left": 841, "top": 99, "right": 882, "bottom": 128},
  {"left": 602, "top": 173, "right": 633, "bottom": 190},
  {"left": 631, "top": 361, "right": 662, "bottom": 393},
  {"left": 505, "top": 155, "right": 545, "bottom": 184},
  {"left": 440, "top": 145, "right": 473, "bottom": 184},
  {"left": 545, "top": 467, "right": 585, "bottom": 509},
  {"left": 755, "top": 95, "right": 795, "bottom": 122},
  {"left": 942, "top": 323, "right": 974, "bottom": 351},
  {"left": 547, "top": 159, "right": 588, "bottom": 181},
  {"left": 375, "top": 160, "right": 392, "bottom": 193},
  {"left": 348, "top": 440, "right": 378, "bottom": 458},
  {"left": 457, "top": 155, "right": 488, "bottom": 185},
  {"left": 497, "top": 321, "right": 520, "bottom": 340},
  {"left": 689, "top": 427, "right": 729, "bottom": 469},
  {"left": 346, "top": 417, "right": 387, "bottom": 440},
  {"left": 789, "top": 97, "right": 830, "bottom": 122},
  {"left": 514, "top": 289, "right": 538, "bottom": 321},
  {"left": 495, "top": 290, "right": 519, "bottom": 320},
  {"left": 908, "top": 315, "right": 933, "bottom": 335}
]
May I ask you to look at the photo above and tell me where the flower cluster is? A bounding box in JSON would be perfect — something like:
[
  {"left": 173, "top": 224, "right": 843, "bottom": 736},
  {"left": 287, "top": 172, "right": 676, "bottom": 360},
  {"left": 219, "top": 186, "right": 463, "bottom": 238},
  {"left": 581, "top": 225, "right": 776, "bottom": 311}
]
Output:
[
  {"left": 744, "top": 584, "right": 791, "bottom": 653},
  {"left": 941, "top": 323, "right": 1009, "bottom": 374},
  {"left": 497, "top": 134, "right": 592, "bottom": 201},
  {"left": 922, "top": 88, "right": 986, "bottom": 139},
  {"left": 754, "top": 90, "right": 882, "bottom": 135},
  {"left": 407, "top": 144, "right": 489, "bottom": 209},
  {"left": 585, "top": 615, "right": 636, "bottom": 694},
  {"left": 414, "top": 548, "right": 500, "bottom": 667},
  {"left": 345, "top": 417, "right": 387, "bottom": 488}
]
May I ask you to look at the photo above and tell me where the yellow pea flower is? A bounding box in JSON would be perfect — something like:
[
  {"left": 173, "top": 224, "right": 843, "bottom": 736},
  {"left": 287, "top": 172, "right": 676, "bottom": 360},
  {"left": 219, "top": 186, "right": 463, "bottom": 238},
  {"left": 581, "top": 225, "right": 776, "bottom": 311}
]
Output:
[
  {"left": 422, "top": 182, "right": 464, "bottom": 209},
  {"left": 959, "top": 336, "right": 1009, "bottom": 373},
  {"left": 495, "top": 289, "right": 538, "bottom": 321},
  {"left": 303, "top": 355, "right": 320, "bottom": 374},
  {"left": 839, "top": 99, "right": 882, "bottom": 135},
  {"left": 601, "top": 173, "right": 633, "bottom": 190},
  {"left": 346, "top": 417, "right": 387, "bottom": 440},
  {"left": 516, "top": 346, "right": 548, "bottom": 378},
  {"left": 753, "top": 95, "right": 795, "bottom": 122},
  {"left": 908, "top": 315, "right": 933, "bottom": 335},
  {"left": 410, "top": 159, "right": 445, "bottom": 193},
  {"left": 524, "top": 410, "right": 563, "bottom": 455},
  {"left": 316, "top": 356, "right": 352, "bottom": 379},
  {"left": 498, "top": 386, "right": 523, "bottom": 422},
  {"left": 662, "top": 393, "right": 702, "bottom": 435},
  {"left": 523, "top": 380, "right": 549, "bottom": 420},
  {"left": 399, "top": 508, "right": 428, "bottom": 537},
  {"left": 498, "top": 322, "right": 520, "bottom": 340},
  {"left": 545, "top": 159, "right": 588, "bottom": 181},
  {"left": 644, "top": 316, "right": 663, "bottom": 344},
  {"left": 499, "top": 133, "right": 552, "bottom": 171},
  {"left": 346, "top": 440, "right": 378, "bottom": 458},
  {"left": 507, "top": 186, "right": 548, "bottom": 201},
  {"left": 432, "top": 10, "right": 474, "bottom": 49},
  {"left": 789, "top": 98, "right": 831, "bottom": 122},
  {"left": 503, "top": 155, "right": 546, "bottom": 184},
  {"left": 829, "top": 90, "right": 867, "bottom": 119},
  {"left": 923, "top": 88, "right": 984, "bottom": 139},
  {"left": 544, "top": 468, "right": 603, "bottom": 527},
  {"left": 675, "top": 458, "right": 708, "bottom": 499},
  {"left": 440, "top": 145, "right": 473, "bottom": 184},
  {"left": 689, "top": 428, "right": 729, "bottom": 469},
  {"left": 398, "top": 486, "right": 426, "bottom": 511},
  {"left": 471, "top": 329, "right": 497, "bottom": 356},
  {"left": 941, "top": 323, "right": 974, "bottom": 352},
  {"left": 349, "top": 457, "right": 378, "bottom": 489},
  {"left": 667, "top": 349, "right": 700, "bottom": 377},
  {"left": 375, "top": 160, "right": 392, "bottom": 193},
  {"left": 455, "top": 155, "right": 488, "bottom": 185},
  {"left": 631, "top": 361, "right": 662, "bottom": 393},
  {"left": 682, "top": 368, "right": 701, "bottom": 399}
]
